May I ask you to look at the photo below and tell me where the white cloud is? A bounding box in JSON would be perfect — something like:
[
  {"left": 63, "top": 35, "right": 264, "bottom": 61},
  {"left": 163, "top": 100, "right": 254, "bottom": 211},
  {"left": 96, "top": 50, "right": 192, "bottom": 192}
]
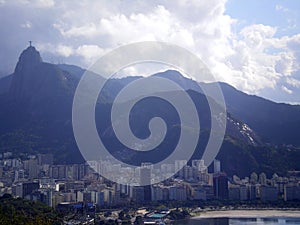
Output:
[
  {"left": 0, "top": 0, "right": 299, "bottom": 103},
  {"left": 275, "top": 52, "right": 295, "bottom": 76},
  {"left": 209, "top": 23, "right": 300, "bottom": 94},
  {"left": 210, "top": 24, "right": 281, "bottom": 93},
  {"left": 275, "top": 4, "right": 289, "bottom": 13},
  {"left": 240, "top": 24, "right": 277, "bottom": 50},
  {"left": 286, "top": 77, "right": 300, "bottom": 88},
  {"left": 21, "top": 21, "right": 32, "bottom": 28},
  {"left": 39, "top": 0, "right": 54, "bottom": 7},
  {"left": 37, "top": 43, "right": 74, "bottom": 58},
  {"left": 75, "top": 45, "right": 105, "bottom": 64},
  {"left": 286, "top": 34, "right": 300, "bottom": 70},
  {"left": 56, "top": 45, "right": 74, "bottom": 57},
  {"left": 281, "top": 85, "right": 293, "bottom": 94},
  {"left": 55, "top": 23, "right": 99, "bottom": 38},
  {"left": 5, "top": 0, "right": 55, "bottom": 8},
  {"left": 33, "top": 0, "right": 55, "bottom": 8}
]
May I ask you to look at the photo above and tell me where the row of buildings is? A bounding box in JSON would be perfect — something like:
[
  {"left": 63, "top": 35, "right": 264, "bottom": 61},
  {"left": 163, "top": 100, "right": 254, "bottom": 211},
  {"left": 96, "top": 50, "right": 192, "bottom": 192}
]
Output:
[{"left": 0, "top": 152, "right": 300, "bottom": 208}]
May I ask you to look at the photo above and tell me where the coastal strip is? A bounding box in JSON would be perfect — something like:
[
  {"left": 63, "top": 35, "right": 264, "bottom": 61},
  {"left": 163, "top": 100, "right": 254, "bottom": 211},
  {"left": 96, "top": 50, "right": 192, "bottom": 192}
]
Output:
[{"left": 192, "top": 210, "right": 300, "bottom": 219}]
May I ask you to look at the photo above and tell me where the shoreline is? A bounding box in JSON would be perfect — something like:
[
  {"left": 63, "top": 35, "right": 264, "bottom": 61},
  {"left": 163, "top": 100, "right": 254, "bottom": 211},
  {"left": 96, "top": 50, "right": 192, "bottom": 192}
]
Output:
[{"left": 192, "top": 209, "right": 300, "bottom": 219}]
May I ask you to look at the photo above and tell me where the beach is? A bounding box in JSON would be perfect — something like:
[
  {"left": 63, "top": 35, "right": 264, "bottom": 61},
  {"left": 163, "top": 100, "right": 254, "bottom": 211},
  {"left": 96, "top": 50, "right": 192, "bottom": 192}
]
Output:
[{"left": 192, "top": 210, "right": 300, "bottom": 219}]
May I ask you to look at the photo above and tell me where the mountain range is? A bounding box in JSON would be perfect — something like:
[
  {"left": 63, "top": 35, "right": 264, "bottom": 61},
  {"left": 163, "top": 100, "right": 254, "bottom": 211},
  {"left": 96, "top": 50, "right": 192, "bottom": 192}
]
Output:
[{"left": 0, "top": 46, "right": 299, "bottom": 177}]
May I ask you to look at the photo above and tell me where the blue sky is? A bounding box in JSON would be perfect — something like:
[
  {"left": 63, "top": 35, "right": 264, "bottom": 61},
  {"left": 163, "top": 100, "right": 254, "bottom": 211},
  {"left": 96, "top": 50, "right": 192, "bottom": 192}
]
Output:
[
  {"left": 227, "top": 0, "right": 300, "bottom": 37},
  {"left": 0, "top": 0, "right": 299, "bottom": 104},
  {"left": 226, "top": 0, "right": 300, "bottom": 51},
  {"left": 226, "top": 0, "right": 300, "bottom": 104}
]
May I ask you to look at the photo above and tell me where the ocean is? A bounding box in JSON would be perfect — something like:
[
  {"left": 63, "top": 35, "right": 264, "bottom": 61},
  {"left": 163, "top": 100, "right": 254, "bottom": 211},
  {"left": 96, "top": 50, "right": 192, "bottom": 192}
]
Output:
[{"left": 174, "top": 217, "right": 300, "bottom": 225}]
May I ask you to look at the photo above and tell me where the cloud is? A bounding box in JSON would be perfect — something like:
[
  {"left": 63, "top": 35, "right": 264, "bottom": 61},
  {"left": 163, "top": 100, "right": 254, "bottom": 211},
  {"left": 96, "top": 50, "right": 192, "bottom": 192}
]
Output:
[
  {"left": 36, "top": 0, "right": 55, "bottom": 8},
  {"left": 286, "top": 77, "right": 300, "bottom": 88},
  {"left": 286, "top": 34, "right": 300, "bottom": 71},
  {"left": 54, "top": 23, "right": 99, "bottom": 38},
  {"left": 0, "top": 0, "right": 299, "bottom": 103},
  {"left": 75, "top": 45, "right": 105, "bottom": 64},
  {"left": 211, "top": 24, "right": 281, "bottom": 93},
  {"left": 209, "top": 23, "right": 300, "bottom": 95},
  {"left": 275, "top": 4, "right": 289, "bottom": 13},
  {"left": 20, "top": 21, "right": 32, "bottom": 28},
  {"left": 4, "top": 0, "right": 55, "bottom": 8},
  {"left": 281, "top": 85, "right": 293, "bottom": 94},
  {"left": 275, "top": 52, "right": 295, "bottom": 76},
  {"left": 240, "top": 24, "right": 277, "bottom": 49},
  {"left": 37, "top": 43, "right": 74, "bottom": 57},
  {"left": 56, "top": 45, "right": 74, "bottom": 57}
]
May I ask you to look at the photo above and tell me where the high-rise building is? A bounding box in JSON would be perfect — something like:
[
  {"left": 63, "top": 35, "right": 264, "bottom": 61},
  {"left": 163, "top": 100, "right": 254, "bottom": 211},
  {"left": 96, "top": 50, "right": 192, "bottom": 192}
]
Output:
[
  {"left": 175, "top": 160, "right": 187, "bottom": 178},
  {"left": 192, "top": 159, "right": 207, "bottom": 173},
  {"left": 250, "top": 172, "right": 258, "bottom": 184},
  {"left": 284, "top": 185, "right": 300, "bottom": 201},
  {"left": 248, "top": 184, "right": 257, "bottom": 200},
  {"left": 58, "top": 165, "right": 66, "bottom": 179},
  {"left": 203, "top": 185, "right": 214, "bottom": 200},
  {"left": 161, "top": 164, "right": 174, "bottom": 174},
  {"left": 259, "top": 172, "right": 267, "bottom": 185},
  {"left": 213, "top": 159, "right": 221, "bottom": 174},
  {"left": 50, "top": 165, "right": 59, "bottom": 179},
  {"left": 52, "top": 192, "right": 64, "bottom": 208},
  {"left": 28, "top": 158, "right": 39, "bottom": 179},
  {"left": 40, "top": 189, "right": 53, "bottom": 207},
  {"left": 96, "top": 191, "right": 105, "bottom": 206},
  {"left": 183, "top": 165, "right": 195, "bottom": 181},
  {"left": 228, "top": 185, "right": 240, "bottom": 200},
  {"left": 132, "top": 186, "right": 144, "bottom": 203},
  {"left": 37, "top": 154, "right": 53, "bottom": 165},
  {"left": 213, "top": 172, "right": 228, "bottom": 199},
  {"left": 140, "top": 163, "right": 152, "bottom": 201},
  {"left": 239, "top": 185, "right": 248, "bottom": 201},
  {"left": 192, "top": 186, "right": 207, "bottom": 200},
  {"left": 63, "top": 192, "right": 77, "bottom": 202},
  {"left": 151, "top": 185, "right": 163, "bottom": 201},
  {"left": 169, "top": 185, "right": 187, "bottom": 201},
  {"left": 260, "top": 186, "right": 278, "bottom": 201},
  {"left": 140, "top": 166, "right": 151, "bottom": 186},
  {"left": 198, "top": 172, "right": 210, "bottom": 184},
  {"left": 22, "top": 181, "right": 40, "bottom": 198}
]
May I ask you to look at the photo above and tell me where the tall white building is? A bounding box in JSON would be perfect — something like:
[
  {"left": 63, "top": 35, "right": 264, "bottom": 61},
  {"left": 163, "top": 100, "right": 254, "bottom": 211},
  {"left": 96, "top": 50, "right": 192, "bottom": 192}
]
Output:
[
  {"left": 175, "top": 160, "right": 187, "bottom": 178},
  {"left": 140, "top": 163, "right": 152, "bottom": 186},
  {"left": 259, "top": 172, "right": 267, "bottom": 185},
  {"left": 192, "top": 159, "right": 207, "bottom": 172},
  {"left": 213, "top": 159, "right": 221, "bottom": 173}
]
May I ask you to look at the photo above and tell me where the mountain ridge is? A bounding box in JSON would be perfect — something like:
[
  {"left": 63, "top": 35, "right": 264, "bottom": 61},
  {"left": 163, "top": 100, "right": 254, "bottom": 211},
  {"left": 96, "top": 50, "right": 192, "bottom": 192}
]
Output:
[{"left": 0, "top": 46, "right": 299, "bottom": 177}]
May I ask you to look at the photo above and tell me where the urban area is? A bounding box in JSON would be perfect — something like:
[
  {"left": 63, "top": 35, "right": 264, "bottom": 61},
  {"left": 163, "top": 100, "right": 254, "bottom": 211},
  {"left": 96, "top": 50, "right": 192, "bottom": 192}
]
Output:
[{"left": 0, "top": 152, "right": 300, "bottom": 224}]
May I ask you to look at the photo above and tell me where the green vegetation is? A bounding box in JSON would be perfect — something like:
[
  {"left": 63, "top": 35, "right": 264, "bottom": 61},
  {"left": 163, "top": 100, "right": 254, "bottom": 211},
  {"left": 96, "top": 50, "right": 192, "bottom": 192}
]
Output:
[
  {"left": 168, "top": 208, "right": 190, "bottom": 220},
  {"left": 0, "top": 194, "right": 62, "bottom": 225}
]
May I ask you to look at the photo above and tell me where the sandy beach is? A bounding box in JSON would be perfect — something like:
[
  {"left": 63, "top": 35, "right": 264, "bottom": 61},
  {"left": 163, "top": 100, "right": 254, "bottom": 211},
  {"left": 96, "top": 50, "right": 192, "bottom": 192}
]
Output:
[{"left": 192, "top": 210, "right": 300, "bottom": 219}]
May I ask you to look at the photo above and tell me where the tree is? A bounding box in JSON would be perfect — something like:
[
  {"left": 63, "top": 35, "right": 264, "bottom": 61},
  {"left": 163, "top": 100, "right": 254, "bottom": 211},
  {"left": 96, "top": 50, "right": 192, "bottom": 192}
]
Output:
[{"left": 134, "top": 216, "right": 143, "bottom": 225}]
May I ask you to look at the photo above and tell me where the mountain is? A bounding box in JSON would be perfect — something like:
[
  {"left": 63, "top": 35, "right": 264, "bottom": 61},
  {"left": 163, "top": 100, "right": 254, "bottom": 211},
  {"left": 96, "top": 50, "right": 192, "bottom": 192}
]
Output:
[
  {"left": 215, "top": 82, "right": 300, "bottom": 146},
  {"left": 142, "top": 70, "right": 300, "bottom": 146},
  {"left": 0, "top": 46, "right": 82, "bottom": 163},
  {"left": 0, "top": 75, "right": 12, "bottom": 95},
  {"left": 0, "top": 46, "right": 299, "bottom": 177}
]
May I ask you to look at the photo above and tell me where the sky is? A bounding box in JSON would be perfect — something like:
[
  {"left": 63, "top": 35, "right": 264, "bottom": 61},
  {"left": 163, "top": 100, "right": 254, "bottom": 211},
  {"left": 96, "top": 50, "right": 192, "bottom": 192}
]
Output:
[{"left": 0, "top": 0, "right": 300, "bottom": 104}]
